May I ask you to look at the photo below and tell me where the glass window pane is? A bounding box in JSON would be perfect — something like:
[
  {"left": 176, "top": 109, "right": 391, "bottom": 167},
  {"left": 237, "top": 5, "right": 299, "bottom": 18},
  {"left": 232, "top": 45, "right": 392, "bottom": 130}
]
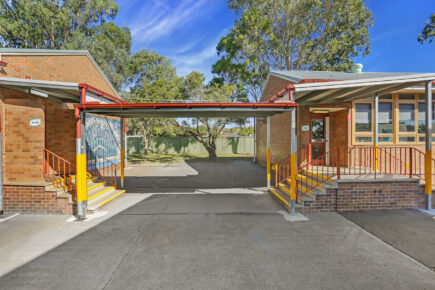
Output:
[
  {"left": 399, "top": 94, "right": 415, "bottom": 100},
  {"left": 399, "top": 136, "right": 415, "bottom": 142},
  {"left": 417, "top": 103, "right": 435, "bottom": 133},
  {"left": 399, "top": 104, "right": 415, "bottom": 132},
  {"left": 419, "top": 136, "right": 435, "bottom": 142},
  {"left": 378, "top": 102, "right": 392, "bottom": 133},
  {"left": 311, "top": 120, "right": 325, "bottom": 143},
  {"left": 355, "top": 103, "right": 372, "bottom": 132},
  {"left": 356, "top": 136, "right": 372, "bottom": 143},
  {"left": 378, "top": 136, "right": 393, "bottom": 143},
  {"left": 379, "top": 94, "right": 392, "bottom": 100}
]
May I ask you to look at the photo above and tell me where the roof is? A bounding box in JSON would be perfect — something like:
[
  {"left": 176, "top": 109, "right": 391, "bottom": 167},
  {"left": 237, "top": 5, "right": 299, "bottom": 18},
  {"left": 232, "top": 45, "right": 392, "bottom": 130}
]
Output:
[
  {"left": 269, "top": 72, "right": 435, "bottom": 105},
  {"left": 270, "top": 70, "right": 417, "bottom": 83},
  {"left": 0, "top": 48, "right": 120, "bottom": 99},
  {"left": 0, "top": 76, "right": 123, "bottom": 104},
  {"left": 74, "top": 103, "right": 298, "bottom": 118}
]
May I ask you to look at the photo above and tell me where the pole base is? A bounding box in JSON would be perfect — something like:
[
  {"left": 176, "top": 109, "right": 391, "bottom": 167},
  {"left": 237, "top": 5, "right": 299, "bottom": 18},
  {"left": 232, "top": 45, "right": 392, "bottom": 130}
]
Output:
[
  {"left": 425, "top": 194, "right": 432, "bottom": 211},
  {"left": 290, "top": 200, "right": 296, "bottom": 215}
]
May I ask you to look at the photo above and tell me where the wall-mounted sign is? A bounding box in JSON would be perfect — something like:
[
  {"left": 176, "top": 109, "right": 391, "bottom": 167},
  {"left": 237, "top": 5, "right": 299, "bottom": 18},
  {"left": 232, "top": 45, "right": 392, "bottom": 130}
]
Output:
[
  {"left": 301, "top": 125, "right": 310, "bottom": 132},
  {"left": 30, "top": 118, "right": 41, "bottom": 127}
]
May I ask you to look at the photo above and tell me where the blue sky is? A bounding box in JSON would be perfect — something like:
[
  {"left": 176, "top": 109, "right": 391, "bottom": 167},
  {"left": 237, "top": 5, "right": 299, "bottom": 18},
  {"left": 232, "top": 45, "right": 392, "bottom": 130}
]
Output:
[{"left": 115, "top": 0, "right": 435, "bottom": 81}]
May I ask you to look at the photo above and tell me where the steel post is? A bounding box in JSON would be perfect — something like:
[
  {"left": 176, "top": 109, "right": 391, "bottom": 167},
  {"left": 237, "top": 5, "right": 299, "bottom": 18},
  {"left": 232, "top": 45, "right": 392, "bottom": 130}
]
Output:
[
  {"left": 76, "top": 109, "right": 87, "bottom": 219},
  {"left": 374, "top": 95, "right": 379, "bottom": 171},
  {"left": 0, "top": 135, "right": 3, "bottom": 215},
  {"left": 120, "top": 117, "right": 125, "bottom": 189},
  {"left": 425, "top": 81, "right": 433, "bottom": 210},
  {"left": 267, "top": 116, "right": 271, "bottom": 189},
  {"left": 290, "top": 108, "right": 297, "bottom": 215}
]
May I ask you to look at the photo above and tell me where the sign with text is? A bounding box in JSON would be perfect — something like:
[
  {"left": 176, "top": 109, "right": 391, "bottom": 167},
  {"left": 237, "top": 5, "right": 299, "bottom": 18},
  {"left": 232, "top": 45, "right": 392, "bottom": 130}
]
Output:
[{"left": 30, "top": 118, "right": 41, "bottom": 127}]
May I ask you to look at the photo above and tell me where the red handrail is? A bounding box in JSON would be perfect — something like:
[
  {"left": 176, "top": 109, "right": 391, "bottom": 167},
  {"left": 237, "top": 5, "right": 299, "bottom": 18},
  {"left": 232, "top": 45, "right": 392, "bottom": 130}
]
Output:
[
  {"left": 43, "top": 149, "right": 76, "bottom": 192},
  {"left": 86, "top": 149, "right": 118, "bottom": 189}
]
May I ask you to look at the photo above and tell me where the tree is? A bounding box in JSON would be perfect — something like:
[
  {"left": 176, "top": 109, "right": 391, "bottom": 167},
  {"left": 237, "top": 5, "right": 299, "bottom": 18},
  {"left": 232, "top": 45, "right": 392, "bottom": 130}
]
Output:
[
  {"left": 213, "top": 0, "right": 373, "bottom": 101},
  {"left": 0, "top": 0, "right": 130, "bottom": 90},
  {"left": 126, "top": 49, "right": 183, "bottom": 154},
  {"left": 174, "top": 71, "right": 245, "bottom": 160},
  {"left": 418, "top": 14, "right": 435, "bottom": 44}
]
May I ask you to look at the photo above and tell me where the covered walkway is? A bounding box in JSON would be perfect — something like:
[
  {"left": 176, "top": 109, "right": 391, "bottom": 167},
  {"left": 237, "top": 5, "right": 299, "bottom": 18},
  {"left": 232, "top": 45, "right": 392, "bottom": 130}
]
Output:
[{"left": 73, "top": 98, "right": 298, "bottom": 218}]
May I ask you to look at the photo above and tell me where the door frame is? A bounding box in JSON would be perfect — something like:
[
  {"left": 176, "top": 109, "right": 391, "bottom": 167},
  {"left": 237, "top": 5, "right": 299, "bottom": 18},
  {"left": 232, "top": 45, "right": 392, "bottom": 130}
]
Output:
[{"left": 309, "top": 113, "right": 329, "bottom": 165}]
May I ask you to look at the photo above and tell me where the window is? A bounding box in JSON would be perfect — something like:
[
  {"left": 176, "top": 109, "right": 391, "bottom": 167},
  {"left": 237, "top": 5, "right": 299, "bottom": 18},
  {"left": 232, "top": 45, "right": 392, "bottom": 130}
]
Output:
[
  {"left": 353, "top": 93, "right": 435, "bottom": 145},
  {"left": 354, "top": 102, "right": 373, "bottom": 144},
  {"left": 378, "top": 103, "right": 393, "bottom": 133},
  {"left": 417, "top": 103, "right": 435, "bottom": 134},
  {"left": 398, "top": 104, "right": 415, "bottom": 132},
  {"left": 355, "top": 103, "right": 372, "bottom": 132}
]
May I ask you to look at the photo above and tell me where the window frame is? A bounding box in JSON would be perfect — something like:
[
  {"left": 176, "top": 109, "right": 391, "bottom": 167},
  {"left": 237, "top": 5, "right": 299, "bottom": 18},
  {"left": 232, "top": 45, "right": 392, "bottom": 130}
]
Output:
[
  {"left": 352, "top": 93, "right": 435, "bottom": 145},
  {"left": 352, "top": 98, "right": 374, "bottom": 145}
]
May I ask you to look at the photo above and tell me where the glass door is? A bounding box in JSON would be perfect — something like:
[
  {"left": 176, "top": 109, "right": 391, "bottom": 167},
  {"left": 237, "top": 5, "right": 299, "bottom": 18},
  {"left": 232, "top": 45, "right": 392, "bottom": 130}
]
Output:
[{"left": 310, "top": 117, "right": 326, "bottom": 165}]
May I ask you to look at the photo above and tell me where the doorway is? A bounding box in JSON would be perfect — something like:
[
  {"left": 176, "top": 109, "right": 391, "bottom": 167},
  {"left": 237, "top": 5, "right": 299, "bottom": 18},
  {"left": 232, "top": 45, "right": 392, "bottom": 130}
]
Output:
[{"left": 310, "top": 113, "right": 329, "bottom": 165}]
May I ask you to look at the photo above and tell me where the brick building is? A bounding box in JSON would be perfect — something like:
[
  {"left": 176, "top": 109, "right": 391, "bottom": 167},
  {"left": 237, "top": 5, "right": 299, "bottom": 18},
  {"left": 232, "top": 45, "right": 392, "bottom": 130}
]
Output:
[
  {"left": 257, "top": 70, "right": 435, "bottom": 213},
  {"left": 0, "top": 49, "right": 125, "bottom": 215}
]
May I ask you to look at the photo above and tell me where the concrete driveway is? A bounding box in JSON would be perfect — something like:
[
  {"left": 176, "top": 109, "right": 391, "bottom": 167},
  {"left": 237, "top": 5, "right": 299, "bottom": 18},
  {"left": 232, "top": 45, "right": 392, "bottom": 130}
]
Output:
[
  {"left": 124, "top": 159, "right": 267, "bottom": 191},
  {"left": 1, "top": 192, "right": 434, "bottom": 290}
]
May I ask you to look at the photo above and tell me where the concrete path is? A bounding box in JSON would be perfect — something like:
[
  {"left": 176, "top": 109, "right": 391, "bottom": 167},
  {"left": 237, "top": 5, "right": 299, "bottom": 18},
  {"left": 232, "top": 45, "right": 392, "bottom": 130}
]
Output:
[
  {"left": 124, "top": 159, "right": 267, "bottom": 191},
  {"left": 1, "top": 193, "right": 435, "bottom": 289},
  {"left": 0, "top": 193, "right": 151, "bottom": 277},
  {"left": 341, "top": 209, "right": 435, "bottom": 271}
]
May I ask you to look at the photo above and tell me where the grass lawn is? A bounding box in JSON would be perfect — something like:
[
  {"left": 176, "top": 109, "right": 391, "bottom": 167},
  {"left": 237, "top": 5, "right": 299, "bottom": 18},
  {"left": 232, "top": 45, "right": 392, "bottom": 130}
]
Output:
[{"left": 127, "top": 153, "right": 254, "bottom": 164}]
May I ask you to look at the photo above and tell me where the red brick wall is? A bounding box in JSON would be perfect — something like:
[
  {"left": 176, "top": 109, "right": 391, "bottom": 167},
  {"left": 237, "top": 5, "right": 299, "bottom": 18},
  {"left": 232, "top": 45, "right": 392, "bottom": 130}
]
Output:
[
  {"left": 0, "top": 54, "right": 117, "bottom": 97},
  {"left": 300, "top": 179, "right": 431, "bottom": 213},
  {"left": 1, "top": 88, "right": 45, "bottom": 184},
  {"left": 45, "top": 101, "right": 76, "bottom": 164},
  {"left": 3, "top": 185, "right": 73, "bottom": 214},
  {"left": 1, "top": 88, "right": 76, "bottom": 185}
]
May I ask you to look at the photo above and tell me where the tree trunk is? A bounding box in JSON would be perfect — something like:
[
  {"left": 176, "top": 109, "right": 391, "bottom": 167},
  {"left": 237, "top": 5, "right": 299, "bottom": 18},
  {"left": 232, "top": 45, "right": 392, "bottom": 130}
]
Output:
[
  {"left": 143, "top": 135, "right": 149, "bottom": 155},
  {"left": 206, "top": 146, "right": 217, "bottom": 160}
]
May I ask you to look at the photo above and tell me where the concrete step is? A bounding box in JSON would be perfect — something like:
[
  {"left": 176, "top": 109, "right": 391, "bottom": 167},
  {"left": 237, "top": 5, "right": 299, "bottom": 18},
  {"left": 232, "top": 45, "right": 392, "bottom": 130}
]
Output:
[
  {"left": 268, "top": 187, "right": 304, "bottom": 213},
  {"left": 87, "top": 188, "right": 126, "bottom": 214},
  {"left": 299, "top": 170, "right": 337, "bottom": 186}
]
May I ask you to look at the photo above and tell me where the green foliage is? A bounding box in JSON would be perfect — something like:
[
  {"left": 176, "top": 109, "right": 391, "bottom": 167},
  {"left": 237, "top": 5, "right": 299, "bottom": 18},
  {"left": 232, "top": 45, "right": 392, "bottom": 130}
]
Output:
[
  {"left": 419, "top": 14, "right": 435, "bottom": 44},
  {"left": 0, "top": 0, "right": 130, "bottom": 90},
  {"left": 230, "top": 126, "right": 254, "bottom": 137},
  {"left": 213, "top": 0, "right": 373, "bottom": 101},
  {"left": 126, "top": 49, "right": 184, "bottom": 154},
  {"left": 174, "top": 71, "right": 247, "bottom": 159}
]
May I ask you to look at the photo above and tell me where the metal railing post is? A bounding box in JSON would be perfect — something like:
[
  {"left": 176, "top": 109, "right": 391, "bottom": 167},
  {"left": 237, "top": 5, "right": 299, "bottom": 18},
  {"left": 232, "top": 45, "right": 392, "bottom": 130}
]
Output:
[
  {"left": 409, "top": 147, "right": 413, "bottom": 178},
  {"left": 337, "top": 148, "right": 341, "bottom": 180}
]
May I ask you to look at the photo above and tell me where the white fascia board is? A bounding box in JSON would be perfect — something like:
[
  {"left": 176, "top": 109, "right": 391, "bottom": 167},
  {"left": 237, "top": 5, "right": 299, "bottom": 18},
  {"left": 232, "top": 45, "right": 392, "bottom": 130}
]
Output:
[
  {"left": 293, "top": 74, "right": 435, "bottom": 92},
  {"left": 0, "top": 77, "right": 79, "bottom": 91},
  {"left": 86, "top": 92, "right": 115, "bottom": 104}
]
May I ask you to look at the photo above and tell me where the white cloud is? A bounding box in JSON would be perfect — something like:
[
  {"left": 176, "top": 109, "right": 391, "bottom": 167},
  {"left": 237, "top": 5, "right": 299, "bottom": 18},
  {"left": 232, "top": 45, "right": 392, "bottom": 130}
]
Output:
[
  {"left": 130, "top": 0, "right": 210, "bottom": 44},
  {"left": 169, "top": 28, "right": 230, "bottom": 80}
]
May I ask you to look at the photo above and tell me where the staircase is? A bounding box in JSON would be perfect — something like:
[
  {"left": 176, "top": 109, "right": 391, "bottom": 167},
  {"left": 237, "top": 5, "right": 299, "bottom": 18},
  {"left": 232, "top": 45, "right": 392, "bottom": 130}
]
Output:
[
  {"left": 270, "top": 170, "right": 337, "bottom": 211},
  {"left": 43, "top": 149, "right": 126, "bottom": 214},
  {"left": 269, "top": 145, "right": 435, "bottom": 212},
  {"left": 270, "top": 149, "right": 337, "bottom": 212}
]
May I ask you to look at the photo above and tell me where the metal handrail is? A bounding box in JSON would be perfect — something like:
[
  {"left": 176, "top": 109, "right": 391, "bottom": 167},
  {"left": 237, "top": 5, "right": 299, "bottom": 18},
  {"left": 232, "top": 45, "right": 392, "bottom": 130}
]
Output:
[
  {"left": 86, "top": 149, "right": 118, "bottom": 189},
  {"left": 42, "top": 149, "right": 75, "bottom": 192}
]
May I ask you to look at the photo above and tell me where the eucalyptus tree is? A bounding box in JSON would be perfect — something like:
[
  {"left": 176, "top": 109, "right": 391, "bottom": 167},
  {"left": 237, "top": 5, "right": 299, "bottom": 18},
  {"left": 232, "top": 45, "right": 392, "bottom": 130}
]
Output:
[
  {"left": 213, "top": 0, "right": 373, "bottom": 101},
  {"left": 419, "top": 13, "right": 435, "bottom": 44}
]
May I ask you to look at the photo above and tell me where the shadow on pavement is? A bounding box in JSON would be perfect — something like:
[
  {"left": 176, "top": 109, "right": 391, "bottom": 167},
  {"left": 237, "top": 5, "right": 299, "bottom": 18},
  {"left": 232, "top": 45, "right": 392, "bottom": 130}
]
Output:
[
  {"left": 124, "top": 159, "right": 266, "bottom": 193},
  {"left": 341, "top": 209, "right": 435, "bottom": 271}
]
